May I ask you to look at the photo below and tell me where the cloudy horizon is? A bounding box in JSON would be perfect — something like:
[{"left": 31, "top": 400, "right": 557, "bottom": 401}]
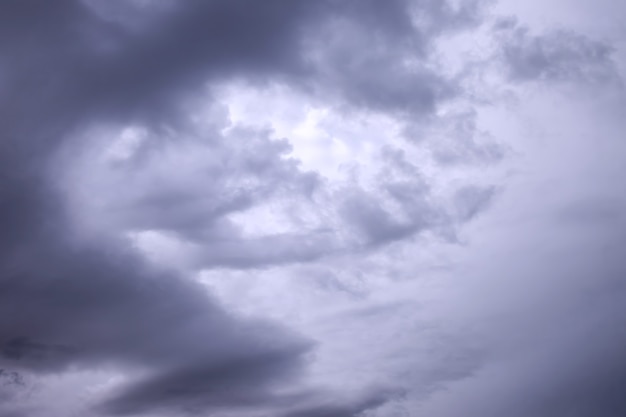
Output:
[{"left": 1, "top": 1, "right": 625, "bottom": 416}]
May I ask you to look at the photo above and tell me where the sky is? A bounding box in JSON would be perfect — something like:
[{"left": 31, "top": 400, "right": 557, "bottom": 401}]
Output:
[{"left": 0, "top": 1, "right": 625, "bottom": 416}]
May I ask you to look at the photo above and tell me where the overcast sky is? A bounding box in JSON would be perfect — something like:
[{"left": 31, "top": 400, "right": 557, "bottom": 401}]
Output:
[{"left": 1, "top": 1, "right": 625, "bottom": 416}]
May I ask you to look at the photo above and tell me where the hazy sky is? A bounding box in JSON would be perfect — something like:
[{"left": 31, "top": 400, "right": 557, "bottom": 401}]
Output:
[{"left": 1, "top": 1, "right": 625, "bottom": 416}]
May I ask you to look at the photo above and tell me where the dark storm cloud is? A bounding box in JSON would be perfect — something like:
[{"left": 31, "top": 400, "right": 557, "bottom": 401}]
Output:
[
  {"left": 103, "top": 353, "right": 400, "bottom": 417},
  {"left": 0, "top": 227, "right": 304, "bottom": 370},
  {"left": 0, "top": 0, "right": 317, "bottom": 134},
  {"left": 0, "top": 0, "right": 483, "bottom": 131},
  {"left": 0, "top": 0, "right": 497, "bottom": 415},
  {"left": 0, "top": 0, "right": 351, "bottom": 414},
  {"left": 494, "top": 17, "right": 619, "bottom": 84},
  {"left": 102, "top": 347, "right": 308, "bottom": 415}
]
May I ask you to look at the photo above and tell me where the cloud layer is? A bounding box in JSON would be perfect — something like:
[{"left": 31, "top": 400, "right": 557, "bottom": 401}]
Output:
[{"left": 1, "top": 0, "right": 625, "bottom": 416}]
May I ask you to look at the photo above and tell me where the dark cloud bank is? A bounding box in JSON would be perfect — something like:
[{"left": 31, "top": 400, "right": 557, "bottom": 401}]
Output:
[{"left": 1, "top": 1, "right": 625, "bottom": 416}]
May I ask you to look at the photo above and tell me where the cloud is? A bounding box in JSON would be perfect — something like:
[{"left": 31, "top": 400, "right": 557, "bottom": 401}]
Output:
[
  {"left": 494, "top": 17, "right": 620, "bottom": 84},
  {"left": 101, "top": 346, "right": 309, "bottom": 415},
  {"left": 0, "top": 0, "right": 391, "bottom": 414},
  {"left": 40, "top": 0, "right": 496, "bottom": 271},
  {"left": 280, "top": 387, "right": 398, "bottom": 417},
  {"left": 4, "top": 0, "right": 623, "bottom": 416},
  {"left": 303, "top": 0, "right": 485, "bottom": 117},
  {"left": 2, "top": 0, "right": 485, "bottom": 414}
]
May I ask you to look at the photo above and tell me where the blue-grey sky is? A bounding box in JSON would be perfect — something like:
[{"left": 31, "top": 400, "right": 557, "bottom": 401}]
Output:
[{"left": 1, "top": 1, "right": 625, "bottom": 416}]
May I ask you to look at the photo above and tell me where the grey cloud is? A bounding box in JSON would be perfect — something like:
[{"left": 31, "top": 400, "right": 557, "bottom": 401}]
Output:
[
  {"left": 425, "top": 277, "right": 626, "bottom": 417},
  {"left": 0, "top": 224, "right": 322, "bottom": 414},
  {"left": 339, "top": 182, "right": 437, "bottom": 248},
  {"left": 191, "top": 232, "right": 338, "bottom": 269},
  {"left": 97, "top": 129, "right": 316, "bottom": 231},
  {"left": 425, "top": 111, "right": 506, "bottom": 166},
  {"left": 2, "top": 0, "right": 472, "bottom": 414},
  {"left": 0, "top": 0, "right": 326, "bottom": 144},
  {"left": 408, "top": 175, "right": 626, "bottom": 417},
  {"left": 340, "top": 189, "right": 418, "bottom": 246},
  {"left": 305, "top": 0, "right": 486, "bottom": 118},
  {"left": 60, "top": 0, "right": 496, "bottom": 268},
  {"left": 495, "top": 18, "right": 619, "bottom": 84},
  {"left": 555, "top": 197, "right": 626, "bottom": 226},
  {"left": 0, "top": 218, "right": 311, "bottom": 367},
  {"left": 75, "top": 115, "right": 491, "bottom": 270},
  {"left": 0, "top": 158, "right": 328, "bottom": 410},
  {"left": 64, "top": 121, "right": 330, "bottom": 269},
  {"left": 452, "top": 185, "right": 497, "bottom": 222},
  {"left": 0, "top": 0, "right": 388, "bottom": 415},
  {"left": 105, "top": 357, "right": 399, "bottom": 417},
  {"left": 0, "top": 0, "right": 516, "bottom": 415},
  {"left": 338, "top": 147, "right": 453, "bottom": 248},
  {"left": 281, "top": 388, "right": 397, "bottom": 417},
  {"left": 58, "top": 0, "right": 483, "bottom": 123},
  {"left": 101, "top": 347, "right": 309, "bottom": 415},
  {"left": 503, "top": 264, "right": 626, "bottom": 417},
  {"left": 0, "top": 369, "right": 32, "bottom": 417},
  {"left": 0, "top": 0, "right": 488, "bottom": 145}
]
